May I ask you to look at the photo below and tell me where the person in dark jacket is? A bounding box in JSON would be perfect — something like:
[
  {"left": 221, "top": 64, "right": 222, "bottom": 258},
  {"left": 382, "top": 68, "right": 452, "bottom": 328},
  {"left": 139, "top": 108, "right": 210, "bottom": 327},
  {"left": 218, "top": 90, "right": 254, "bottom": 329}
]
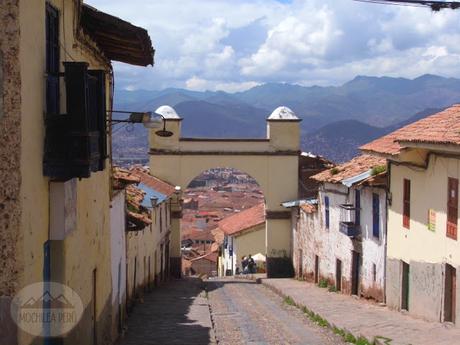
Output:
[
  {"left": 247, "top": 255, "right": 256, "bottom": 274},
  {"left": 241, "top": 256, "right": 248, "bottom": 274}
]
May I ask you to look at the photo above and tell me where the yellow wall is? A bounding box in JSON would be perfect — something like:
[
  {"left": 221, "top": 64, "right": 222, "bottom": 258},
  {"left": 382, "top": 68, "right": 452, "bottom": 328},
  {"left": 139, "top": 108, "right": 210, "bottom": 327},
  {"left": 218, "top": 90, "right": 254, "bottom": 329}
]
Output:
[
  {"left": 18, "top": 1, "right": 114, "bottom": 344},
  {"left": 235, "top": 224, "right": 266, "bottom": 260},
  {"left": 388, "top": 154, "right": 460, "bottom": 264}
]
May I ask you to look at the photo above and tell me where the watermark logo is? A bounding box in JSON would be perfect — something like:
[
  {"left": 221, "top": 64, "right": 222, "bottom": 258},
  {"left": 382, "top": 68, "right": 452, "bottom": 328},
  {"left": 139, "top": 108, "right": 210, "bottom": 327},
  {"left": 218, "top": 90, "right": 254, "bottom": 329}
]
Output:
[{"left": 10, "top": 282, "right": 84, "bottom": 337}]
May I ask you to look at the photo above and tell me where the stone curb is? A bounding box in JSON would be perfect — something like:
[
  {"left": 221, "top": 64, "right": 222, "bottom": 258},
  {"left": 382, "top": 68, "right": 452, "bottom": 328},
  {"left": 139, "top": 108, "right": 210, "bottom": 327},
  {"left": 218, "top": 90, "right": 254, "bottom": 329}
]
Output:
[{"left": 260, "top": 279, "right": 389, "bottom": 345}]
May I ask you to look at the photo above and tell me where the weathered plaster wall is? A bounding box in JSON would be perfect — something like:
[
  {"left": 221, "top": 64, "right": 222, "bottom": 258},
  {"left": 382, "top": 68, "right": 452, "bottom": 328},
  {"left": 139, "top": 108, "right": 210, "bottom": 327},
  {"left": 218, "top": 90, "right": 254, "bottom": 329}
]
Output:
[
  {"left": 387, "top": 154, "right": 460, "bottom": 324},
  {"left": 110, "top": 191, "right": 127, "bottom": 340},
  {"left": 0, "top": 1, "right": 22, "bottom": 343},
  {"left": 126, "top": 199, "right": 171, "bottom": 307},
  {"left": 293, "top": 183, "right": 386, "bottom": 301},
  {"left": 15, "top": 1, "right": 114, "bottom": 344}
]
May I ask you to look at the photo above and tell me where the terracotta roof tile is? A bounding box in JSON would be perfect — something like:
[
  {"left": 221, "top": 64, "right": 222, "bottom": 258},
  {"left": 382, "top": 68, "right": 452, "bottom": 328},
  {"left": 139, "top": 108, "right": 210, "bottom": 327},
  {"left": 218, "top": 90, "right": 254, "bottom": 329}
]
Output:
[
  {"left": 361, "top": 105, "right": 460, "bottom": 155},
  {"left": 130, "top": 166, "right": 176, "bottom": 197},
  {"left": 113, "top": 167, "right": 140, "bottom": 189},
  {"left": 311, "top": 155, "right": 386, "bottom": 184},
  {"left": 300, "top": 204, "right": 317, "bottom": 214},
  {"left": 218, "top": 203, "right": 265, "bottom": 236}
]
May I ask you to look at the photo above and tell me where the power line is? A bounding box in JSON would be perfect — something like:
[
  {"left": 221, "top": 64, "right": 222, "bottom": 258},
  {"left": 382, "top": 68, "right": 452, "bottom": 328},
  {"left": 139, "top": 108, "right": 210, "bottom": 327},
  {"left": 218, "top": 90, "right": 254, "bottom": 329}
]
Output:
[{"left": 353, "top": 0, "right": 460, "bottom": 11}]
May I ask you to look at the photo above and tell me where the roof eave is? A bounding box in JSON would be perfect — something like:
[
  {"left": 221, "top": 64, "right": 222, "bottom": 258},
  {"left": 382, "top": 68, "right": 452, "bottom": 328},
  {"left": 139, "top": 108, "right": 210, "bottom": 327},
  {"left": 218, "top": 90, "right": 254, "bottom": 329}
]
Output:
[{"left": 80, "top": 4, "right": 155, "bottom": 67}]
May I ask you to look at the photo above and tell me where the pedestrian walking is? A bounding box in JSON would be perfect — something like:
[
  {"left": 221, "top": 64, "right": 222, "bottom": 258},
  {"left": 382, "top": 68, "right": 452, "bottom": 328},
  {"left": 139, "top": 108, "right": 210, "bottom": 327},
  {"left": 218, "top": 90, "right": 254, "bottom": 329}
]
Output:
[
  {"left": 241, "top": 256, "right": 248, "bottom": 274},
  {"left": 247, "top": 254, "right": 256, "bottom": 274}
]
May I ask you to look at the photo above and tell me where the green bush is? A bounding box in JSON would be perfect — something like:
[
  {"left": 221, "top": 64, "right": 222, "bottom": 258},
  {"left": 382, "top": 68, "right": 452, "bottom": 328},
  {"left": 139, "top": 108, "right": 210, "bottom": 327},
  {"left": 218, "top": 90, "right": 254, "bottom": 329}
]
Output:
[
  {"left": 371, "top": 165, "right": 386, "bottom": 176},
  {"left": 284, "top": 296, "right": 295, "bottom": 306},
  {"left": 318, "top": 279, "right": 328, "bottom": 288},
  {"left": 328, "top": 285, "right": 337, "bottom": 292}
]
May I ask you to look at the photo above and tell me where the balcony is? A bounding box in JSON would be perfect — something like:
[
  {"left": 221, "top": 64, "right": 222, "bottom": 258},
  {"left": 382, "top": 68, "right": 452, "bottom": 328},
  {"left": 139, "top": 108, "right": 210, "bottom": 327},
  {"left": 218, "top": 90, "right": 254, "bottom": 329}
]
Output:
[
  {"left": 339, "top": 221, "right": 359, "bottom": 237},
  {"left": 43, "top": 62, "right": 107, "bottom": 180},
  {"left": 339, "top": 203, "right": 360, "bottom": 237}
]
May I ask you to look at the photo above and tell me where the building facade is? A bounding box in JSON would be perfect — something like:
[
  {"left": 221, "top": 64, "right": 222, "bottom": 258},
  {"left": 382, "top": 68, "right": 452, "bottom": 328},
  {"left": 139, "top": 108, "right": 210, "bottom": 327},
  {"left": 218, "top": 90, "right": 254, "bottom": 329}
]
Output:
[
  {"left": 218, "top": 203, "right": 266, "bottom": 276},
  {"left": 291, "top": 155, "right": 388, "bottom": 302},
  {"left": 0, "top": 2, "right": 153, "bottom": 344},
  {"left": 362, "top": 105, "right": 460, "bottom": 325}
]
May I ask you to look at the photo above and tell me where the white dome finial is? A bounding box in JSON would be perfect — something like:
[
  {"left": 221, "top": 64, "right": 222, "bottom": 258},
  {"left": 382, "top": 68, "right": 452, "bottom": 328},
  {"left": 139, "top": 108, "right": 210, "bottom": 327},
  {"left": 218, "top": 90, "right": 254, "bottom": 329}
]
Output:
[
  {"left": 268, "top": 106, "right": 298, "bottom": 120},
  {"left": 155, "top": 105, "right": 181, "bottom": 119}
]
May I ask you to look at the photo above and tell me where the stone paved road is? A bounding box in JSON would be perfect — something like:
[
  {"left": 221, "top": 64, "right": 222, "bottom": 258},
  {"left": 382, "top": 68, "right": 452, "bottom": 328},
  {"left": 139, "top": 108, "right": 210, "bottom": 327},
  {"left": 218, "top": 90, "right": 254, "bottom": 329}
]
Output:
[
  {"left": 117, "top": 278, "right": 216, "bottom": 345},
  {"left": 206, "top": 278, "right": 345, "bottom": 345}
]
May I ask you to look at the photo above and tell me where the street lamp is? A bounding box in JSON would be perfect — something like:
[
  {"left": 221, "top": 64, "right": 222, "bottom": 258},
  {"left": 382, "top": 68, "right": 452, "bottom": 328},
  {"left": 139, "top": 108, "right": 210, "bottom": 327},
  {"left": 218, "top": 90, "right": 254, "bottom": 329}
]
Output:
[{"left": 108, "top": 110, "right": 174, "bottom": 137}]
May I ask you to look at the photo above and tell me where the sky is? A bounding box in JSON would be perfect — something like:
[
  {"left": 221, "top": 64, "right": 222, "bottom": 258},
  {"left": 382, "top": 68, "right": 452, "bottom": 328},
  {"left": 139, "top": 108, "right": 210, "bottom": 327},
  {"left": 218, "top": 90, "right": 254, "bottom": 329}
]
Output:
[{"left": 86, "top": 0, "right": 460, "bottom": 92}]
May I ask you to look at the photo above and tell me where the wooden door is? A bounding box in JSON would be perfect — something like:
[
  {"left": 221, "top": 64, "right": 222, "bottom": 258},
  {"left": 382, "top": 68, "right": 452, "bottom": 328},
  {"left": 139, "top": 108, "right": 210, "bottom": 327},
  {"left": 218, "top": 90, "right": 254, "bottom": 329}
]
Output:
[
  {"left": 336, "top": 259, "right": 342, "bottom": 291},
  {"left": 314, "top": 255, "right": 319, "bottom": 284},
  {"left": 403, "top": 179, "right": 411, "bottom": 229},
  {"left": 351, "top": 252, "right": 360, "bottom": 296},
  {"left": 298, "top": 249, "right": 303, "bottom": 278},
  {"left": 401, "top": 261, "right": 410, "bottom": 311},
  {"left": 447, "top": 178, "right": 458, "bottom": 240},
  {"left": 92, "top": 269, "right": 97, "bottom": 345},
  {"left": 445, "top": 264, "right": 456, "bottom": 323}
]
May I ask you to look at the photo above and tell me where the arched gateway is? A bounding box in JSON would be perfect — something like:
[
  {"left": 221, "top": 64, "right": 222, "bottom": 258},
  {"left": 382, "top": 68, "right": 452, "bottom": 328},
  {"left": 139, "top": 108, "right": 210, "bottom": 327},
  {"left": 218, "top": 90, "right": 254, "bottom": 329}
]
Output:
[{"left": 149, "top": 105, "right": 301, "bottom": 277}]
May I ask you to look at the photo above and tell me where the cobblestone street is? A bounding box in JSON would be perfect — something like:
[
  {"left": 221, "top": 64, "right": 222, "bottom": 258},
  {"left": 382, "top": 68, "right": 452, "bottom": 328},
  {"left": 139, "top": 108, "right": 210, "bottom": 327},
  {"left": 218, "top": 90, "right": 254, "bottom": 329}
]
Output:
[
  {"left": 206, "top": 278, "right": 345, "bottom": 345},
  {"left": 117, "top": 278, "right": 215, "bottom": 345},
  {"left": 118, "top": 277, "right": 345, "bottom": 345}
]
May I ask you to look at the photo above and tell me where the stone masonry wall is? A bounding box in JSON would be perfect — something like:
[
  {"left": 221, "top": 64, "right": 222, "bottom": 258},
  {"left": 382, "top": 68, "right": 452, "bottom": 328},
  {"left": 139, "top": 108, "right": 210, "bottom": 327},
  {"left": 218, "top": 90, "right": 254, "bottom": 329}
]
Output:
[
  {"left": 0, "top": 0, "right": 21, "bottom": 299},
  {"left": 0, "top": 1, "right": 22, "bottom": 344}
]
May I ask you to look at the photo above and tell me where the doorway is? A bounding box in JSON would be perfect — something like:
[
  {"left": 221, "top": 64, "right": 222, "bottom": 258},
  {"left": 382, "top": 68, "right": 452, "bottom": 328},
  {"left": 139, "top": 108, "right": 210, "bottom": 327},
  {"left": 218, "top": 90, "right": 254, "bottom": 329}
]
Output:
[
  {"left": 401, "top": 261, "right": 410, "bottom": 311},
  {"left": 298, "top": 249, "right": 303, "bottom": 278},
  {"left": 444, "top": 264, "right": 456, "bottom": 323},
  {"left": 336, "top": 259, "right": 342, "bottom": 291},
  {"left": 314, "top": 255, "right": 320, "bottom": 284},
  {"left": 92, "top": 269, "right": 97, "bottom": 345},
  {"left": 351, "top": 251, "right": 360, "bottom": 296}
]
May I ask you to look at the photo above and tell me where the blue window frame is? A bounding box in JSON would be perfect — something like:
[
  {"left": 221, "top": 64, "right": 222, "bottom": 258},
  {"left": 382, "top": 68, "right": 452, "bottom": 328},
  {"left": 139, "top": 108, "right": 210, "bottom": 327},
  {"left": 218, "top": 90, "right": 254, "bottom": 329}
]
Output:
[
  {"left": 372, "top": 193, "right": 380, "bottom": 238},
  {"left": 325, "top": 196, "right": 330, "bottom": 229},
  {"left": 355, "top": 190, "right": 361, "bottom": 226}
]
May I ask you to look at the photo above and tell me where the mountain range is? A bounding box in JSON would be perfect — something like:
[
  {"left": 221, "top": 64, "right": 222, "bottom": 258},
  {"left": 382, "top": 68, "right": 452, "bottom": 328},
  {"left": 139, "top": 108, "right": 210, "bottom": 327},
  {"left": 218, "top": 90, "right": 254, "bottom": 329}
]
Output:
[{"left": 112, "top": 74, "right": 460, "bottom": 163}]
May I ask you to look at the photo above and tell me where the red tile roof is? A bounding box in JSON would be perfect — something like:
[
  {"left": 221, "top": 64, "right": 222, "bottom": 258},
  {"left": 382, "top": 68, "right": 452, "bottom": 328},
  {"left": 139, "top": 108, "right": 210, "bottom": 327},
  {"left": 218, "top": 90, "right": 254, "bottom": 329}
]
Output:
[
  {"left": 311, "top": 155, "right": 386, "bottom": 184},
  {"left": 300, "top": 204, "right": 317, "bottom": 214},
  {"left": 218, "top": 203, "right": 265, "bottom": 236},
  {"left": 190, "top": 251, "right": 218, "bottom": 263},
  {"left": 361, "top": 105, "right": 460, "bottom": 155},
  {"left": 113, "top": 167, "right": 140, "bottom": 189},
  {"left": 130, "top": 166, "right": 176, "bottom": 198}
]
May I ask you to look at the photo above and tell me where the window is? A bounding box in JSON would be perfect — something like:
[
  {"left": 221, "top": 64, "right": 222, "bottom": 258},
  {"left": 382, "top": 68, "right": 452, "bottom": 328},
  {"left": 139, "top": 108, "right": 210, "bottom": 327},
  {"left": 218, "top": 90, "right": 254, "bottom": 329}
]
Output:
[
  {"left": 355, "top": 190, "right": 361, "bottom": 226},
  {"left": 324, "top": 196, "right": 330, "bottom": 229},
  {"left": 447, "top": 177, "right": 458, "bottom": 240},
  {"left": 372, "top": 193, "right": 380, "bottom": 238},
  {"left": 372, "top": 263, "right": 377, "bottom": 282},
  {"left": 403, "top": 179, "right": 411, "bottom": 229},
  {"left": 46, "top": 3, "right": 60, "bottom": 116}
]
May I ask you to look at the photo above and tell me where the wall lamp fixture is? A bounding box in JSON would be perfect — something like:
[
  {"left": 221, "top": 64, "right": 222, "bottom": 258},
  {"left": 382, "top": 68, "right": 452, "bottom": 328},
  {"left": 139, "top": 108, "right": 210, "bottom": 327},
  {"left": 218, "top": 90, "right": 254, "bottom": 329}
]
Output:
[{"left": 108, "top": 110, "right": 174, "bottom": 137}]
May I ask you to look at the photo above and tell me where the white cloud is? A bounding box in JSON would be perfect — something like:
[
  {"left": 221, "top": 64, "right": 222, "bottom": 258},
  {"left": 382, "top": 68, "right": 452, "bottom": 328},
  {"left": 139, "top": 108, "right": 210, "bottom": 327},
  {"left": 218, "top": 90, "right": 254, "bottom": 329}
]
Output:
[
  {"left": 185, "top": 76, "right": 209, "bottom": 91},
  {"left": 87, "top": 0, "right": 460, "bottom": 91}
]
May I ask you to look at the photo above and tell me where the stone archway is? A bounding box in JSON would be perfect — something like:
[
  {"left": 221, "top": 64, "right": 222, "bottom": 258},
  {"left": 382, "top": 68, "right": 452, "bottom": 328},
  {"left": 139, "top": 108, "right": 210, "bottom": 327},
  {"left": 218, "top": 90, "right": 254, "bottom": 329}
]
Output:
[{"left": 148, "top": 105, "right": 301, "bottom": 277}]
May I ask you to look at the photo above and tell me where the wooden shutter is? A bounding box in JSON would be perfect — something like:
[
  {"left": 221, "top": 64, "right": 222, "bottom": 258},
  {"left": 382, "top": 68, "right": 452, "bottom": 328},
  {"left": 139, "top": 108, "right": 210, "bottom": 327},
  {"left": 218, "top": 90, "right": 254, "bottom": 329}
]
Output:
[
  {"left": 325, "top": 196, "right": 330, "bottom": 229},
  {"left": 447, "top": 177, "right": 458, "bottom": 240},
  {"left": 46, "top": 3, "right": 60, "bottom": 116},
  {"left": 355, "top": 190, "right": 361, "bottom": 226},
  {"left": 372, "top": 193, "right": 380, "bottom": 238},
  {"left": 403, "top": 179, "right": 411, "bottom": 229},
  {"left": 88, "top": 70, "right": 107, "bottom": 172}
]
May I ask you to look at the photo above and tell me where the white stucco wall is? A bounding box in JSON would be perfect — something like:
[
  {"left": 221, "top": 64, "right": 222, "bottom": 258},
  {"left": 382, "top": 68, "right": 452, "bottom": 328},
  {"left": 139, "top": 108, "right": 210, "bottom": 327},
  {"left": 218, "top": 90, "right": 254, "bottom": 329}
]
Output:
[{"left": 294, "top": 182, "right": 386, "bottom": 301}]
